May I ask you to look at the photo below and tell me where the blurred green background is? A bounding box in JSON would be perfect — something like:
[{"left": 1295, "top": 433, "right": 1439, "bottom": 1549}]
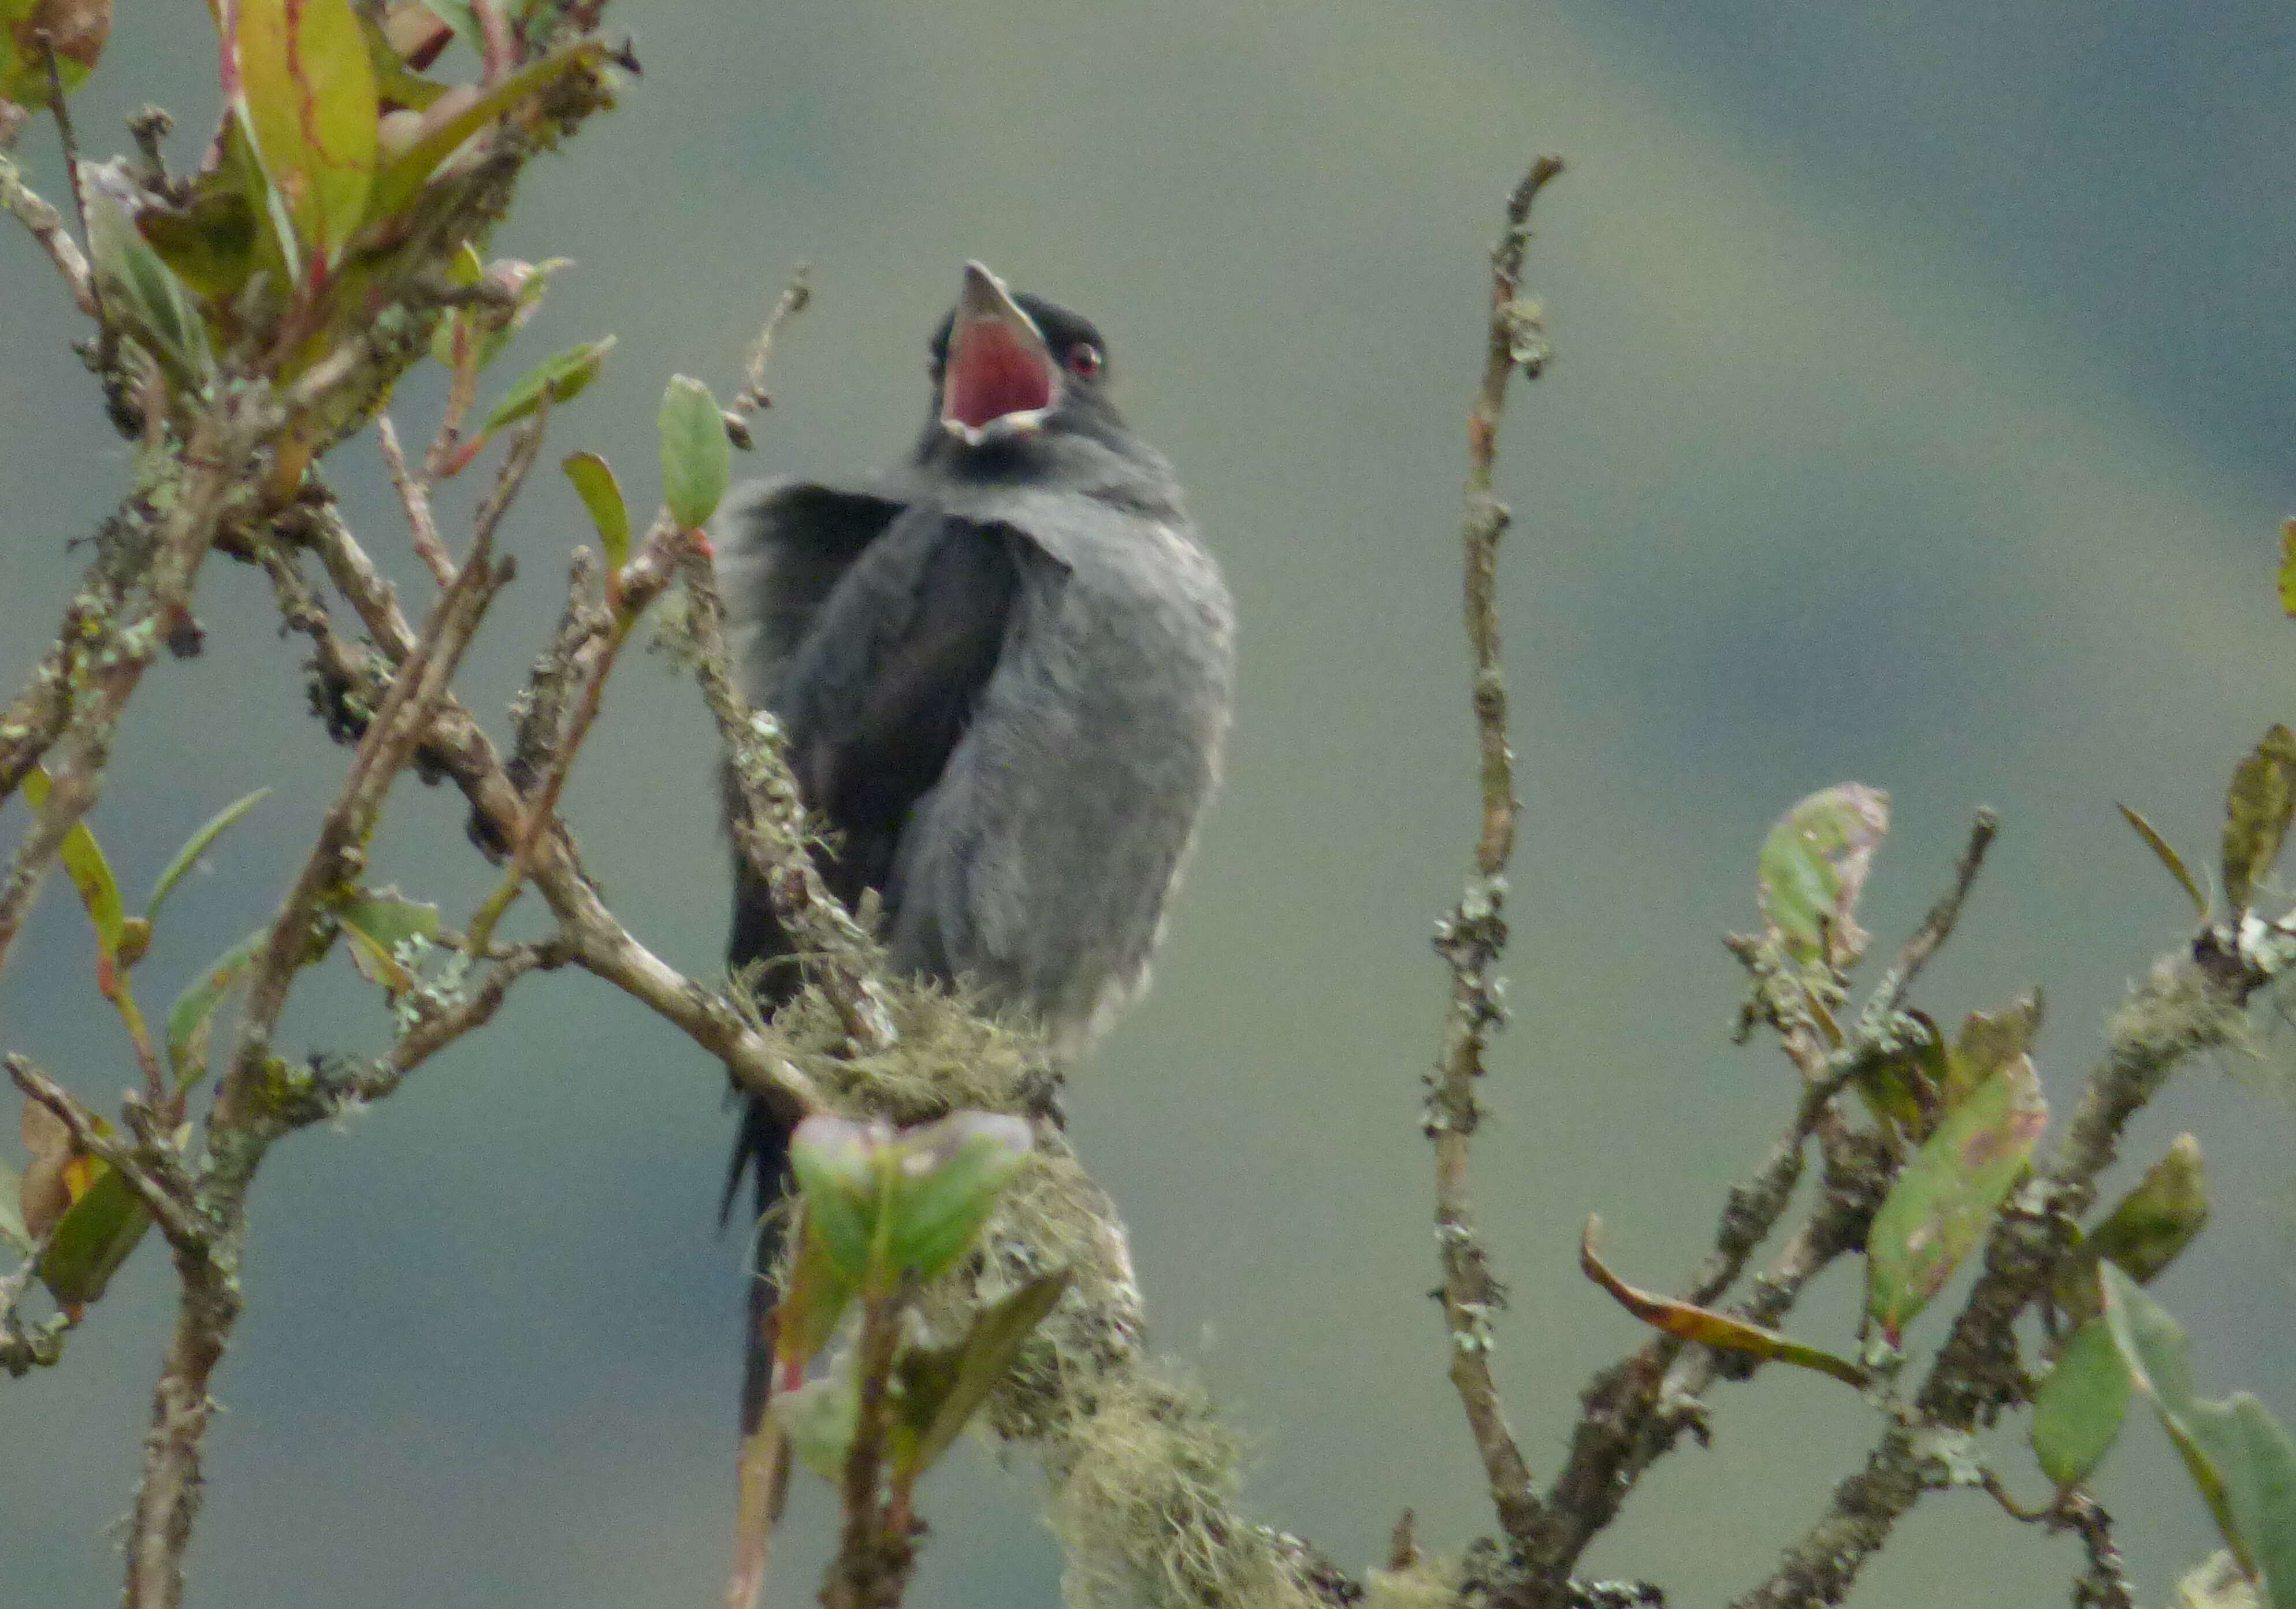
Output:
[{"left": 5, "top": 2, "right": 2295, "bottom": 1605}]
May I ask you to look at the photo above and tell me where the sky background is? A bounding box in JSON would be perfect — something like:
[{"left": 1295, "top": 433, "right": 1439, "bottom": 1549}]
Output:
[{"left": 6, "top": 3, "right": 2296, "bottom": 1607}]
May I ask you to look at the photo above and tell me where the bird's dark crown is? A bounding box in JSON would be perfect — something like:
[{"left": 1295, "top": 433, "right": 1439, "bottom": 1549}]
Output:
[{"left": 919, "top": 286, "right": 1147, "bottom": 478}]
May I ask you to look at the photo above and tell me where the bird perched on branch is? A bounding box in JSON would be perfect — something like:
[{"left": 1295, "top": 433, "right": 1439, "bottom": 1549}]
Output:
[{"left": 719, "top": 262, "right": 1235, "bottom": 1424}]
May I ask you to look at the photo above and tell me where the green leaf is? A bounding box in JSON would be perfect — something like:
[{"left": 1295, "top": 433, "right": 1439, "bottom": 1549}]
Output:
[
  {"left": 2102, "top": 1268, "right": 2249, "bottom": 1578},
  {"left": 0, "top": 0, "right": 110, "bottom": 109},
  {"left": 426, "top": 240, "right": 486, "bottom": 367},
  {"left": 2090, "top": 1132, "right": 2210, "bottom": 1285},
  {"left": 883, "top": 1111, "right": 1032, "bottom": 1283},
  {"left": 787, "top": 1115, "right": 882, "bottom": 1281},
  {"left": 138, "top": 114, "right": 289, "bottom": 318},
  {"left": 1755, "top": 783, "right": 1890, "bottom": 969},
  {"left": 147, "top": 787, "right": 270, "bottom": 921},
  {"left": 774, "top": 1368, "right": 859, "bottom": 1482},
  {"left": 2099, "top": 1268, "right": 2296, "bottom": 1609},
  {"left": 2120, "top": 803, "right": 2210, "bottom": 919},
  {"left": 0, "top": 1157, "right": 29, "bottom": 1254},
  {"left": 2223, "top": 724, "right": 2296, "bottom": 918},
  {"left": 83, "top": 172, "right": 213, "bottom": 393},
  {"left": 659, "top": 373, "right": 731, "bottom": 531},
  {"left": 893, "top": 1270, "right": 1072, "bottom": 1478},
  {"left": 2031, "top": 1318, "right": 2131, "bottom": 1489},
  {"left": 23, "top": 766, "right": 126, "bottom": 963},
  {"left": 562, "top": 449, "right": 631, "bottom": 573},
  {"left": 166, "top": 930, "right": 265, "bottom": 1092},
  {"left": 1865, "top": 1053, "right": 2046, "bottom": 1346},
  {"left": 38, "top": 1161, "right": 150, "bottom": 1307},
  {"left": 357, "top": 0, "right": 449, "bottom": 112},
  {"left": 1852, "top": 1009, "right": 1945, "bottom": 1137},
  {"left": 235, "top": 0, "right": 380, "bottom": 267},
  {"left": 365, "top": 40, "right": 607, "bottom": 223},
  {"left": 477, "top": 335, "right": 614, "bottom": 437},
  {"left": 334, "top": 886, "right": 439, "bottom": 995},
  {"left": 1945, "top": 990, "right": 2043, "bottom": 1110},
  {"left": 2186, "top": 1395, "right": 2296, "bottom": 1609}
]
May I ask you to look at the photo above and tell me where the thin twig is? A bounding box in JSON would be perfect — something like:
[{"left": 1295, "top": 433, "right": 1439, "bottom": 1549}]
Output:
[
  {"left": 0, "top": 146, "right": 97, "bottom": 316},
  {"left": 733, "top": 267, "right": 811, "bottom": 416},
  {"left": 1857, "top": 807, "right": 2001, "bottom": 1034},
  {"left": 377, "top": 415, "right": 454, "bottom": 585},
  {"left": 5, "top": 1057, "right": 205, "bottom": 1250},
  {"left": 1422, "top": 152, "right": 1563, "bottom": 1550}
]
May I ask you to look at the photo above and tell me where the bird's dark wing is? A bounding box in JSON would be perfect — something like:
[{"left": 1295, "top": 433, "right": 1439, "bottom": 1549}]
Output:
[
  {"left": 719, "top": 477, "right": 910, "bottom": 696},
  {"left": 722, "top": 510, "right": 1030, "bottom": 1308}
]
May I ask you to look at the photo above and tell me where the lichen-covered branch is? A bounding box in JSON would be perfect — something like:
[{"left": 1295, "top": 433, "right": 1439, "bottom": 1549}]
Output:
[{"left": 1423, "top": 152, "right": 1563, "bottom": 1549}]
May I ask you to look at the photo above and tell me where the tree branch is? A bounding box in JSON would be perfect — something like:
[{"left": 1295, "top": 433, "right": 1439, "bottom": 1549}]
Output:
[{"left": 1423, "top": 152, "right": 1564, "bottom": 1549}]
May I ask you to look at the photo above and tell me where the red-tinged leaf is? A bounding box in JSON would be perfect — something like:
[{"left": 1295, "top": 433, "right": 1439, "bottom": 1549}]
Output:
[
  {"left": 1580, "top": 1217, "right": 1870, "bottom": 1387},
  {"left": 235, "top": 0, "right": 380, "bottom": 267},
  {"left": 562, "top": 449, "right": 630, "bottom": 573},
  {"left": 0, "top": 0, "right": 110, "bottom": 109},
  {"left": 2031, "top": 1318, "right": 2131, "bottom": 1489},
  {"left": 2224, "top": 724, "right": 2296, "bottom": 918},
  {"left": 365, "top": 40, "right": 607, "bottom": 222},
  {"left": 1866, "top": 1053, "right": 2046, "bottom": 1345},
  {"left": 1756, "top": 783, "right": 1890, "bottom": 969},
  {"left": 22, "top": 766, "right": 126, "bottom": 963},
  {"left": 2120, "top": 802, "right": 2210, "bottom": 919}
]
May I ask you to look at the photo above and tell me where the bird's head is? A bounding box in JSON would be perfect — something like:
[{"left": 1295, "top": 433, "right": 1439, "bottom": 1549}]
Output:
[{"left": 920, "top": 262, "right": 1133, "bottom": 473}]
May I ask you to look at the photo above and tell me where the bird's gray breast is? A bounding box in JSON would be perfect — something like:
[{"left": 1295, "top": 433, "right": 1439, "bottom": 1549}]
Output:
[{"left": 889, "top": 489, "right": 1236, "bottom": 1056}]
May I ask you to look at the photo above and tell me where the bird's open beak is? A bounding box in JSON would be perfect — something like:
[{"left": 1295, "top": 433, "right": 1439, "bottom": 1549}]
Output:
[{"left": 940, "top": 261, "right": 1057, "bottom": 445}]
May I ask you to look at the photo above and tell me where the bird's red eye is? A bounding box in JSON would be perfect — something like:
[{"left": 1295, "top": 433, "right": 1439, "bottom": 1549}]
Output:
[{"left": 1066, "top": 343, "right": 1103, "bottom": 378}]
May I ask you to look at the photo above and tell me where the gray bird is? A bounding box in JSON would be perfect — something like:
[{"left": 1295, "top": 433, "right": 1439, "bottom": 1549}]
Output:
[{"left": 720, "top": 262, "right": 1235, "bottom": 1421}]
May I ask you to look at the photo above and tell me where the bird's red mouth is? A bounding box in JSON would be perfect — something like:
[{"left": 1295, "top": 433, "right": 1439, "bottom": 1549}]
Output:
[
  {"left": 943, "top": 320, "right": 1054, "bottom": 432},
  {"left": 940, "top": 262, "right": 1056, "bottom": 442}
]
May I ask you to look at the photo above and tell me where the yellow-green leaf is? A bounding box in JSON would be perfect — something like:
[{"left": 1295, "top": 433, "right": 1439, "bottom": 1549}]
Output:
[
  {"left": 1866, "top": 1053, "right": 2046, "bottom": 1346},
  {"left": 2224, "top": 724, "right": 2296, "bottom": 917},
  {"left": 2120, "top": 802, "right": 2209, "bottom": 919},
  {"left": 23, "top": 766, "right": 125, "bottom": 964},
  {"left": 365, "top": 40, "right": 605, "bottom": 223},
  {"left": 235, "top": 0, "right": 379, "bottom": 268},
  {"left": 562, "top": 450, "right": 630, "bottom": 573},
  {"left": 0, "top": 0, "right": 109, "bottom": 110},
  {"left": 38, "top": 1160, "right": 150, "bottom": 1307},
  {"left": 477, "top": 335, "right": 613, "bottom": 437},
  {"left": 882, "top": 1111, "right": 1031, "bottom": 1284},
  {"left": 1581, "top": 1218, "right": 1870, "bottom": 1387},
  {"left": 1945, "top": 990, "right": 2042, "bottom": 1110}
]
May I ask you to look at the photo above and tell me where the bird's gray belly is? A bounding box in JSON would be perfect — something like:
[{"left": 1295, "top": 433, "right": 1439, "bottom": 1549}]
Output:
[{"left": 887, "top": 539, "right": 1234, "bottom": 1056}]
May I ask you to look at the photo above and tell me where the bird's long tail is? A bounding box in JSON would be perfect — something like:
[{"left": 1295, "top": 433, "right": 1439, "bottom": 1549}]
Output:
[{"left": 727, "top": 1093, "right": 796, "bottom": 1436}]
